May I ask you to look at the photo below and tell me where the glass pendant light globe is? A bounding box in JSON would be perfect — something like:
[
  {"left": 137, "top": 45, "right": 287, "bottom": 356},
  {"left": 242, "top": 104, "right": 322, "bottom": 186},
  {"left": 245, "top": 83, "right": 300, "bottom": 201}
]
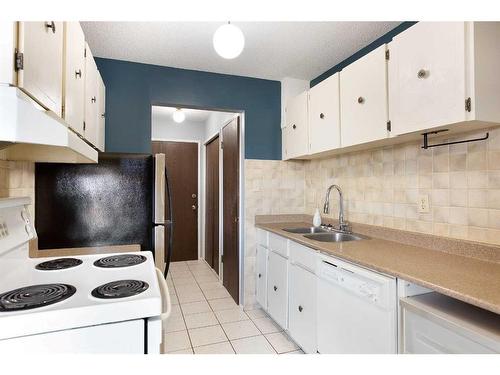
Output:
[
  {"left": 213, "top": 22, "right": 245, "bottom": 59},
  {"left": 173, "top": 108, "right": 185, "bottom": 123}
]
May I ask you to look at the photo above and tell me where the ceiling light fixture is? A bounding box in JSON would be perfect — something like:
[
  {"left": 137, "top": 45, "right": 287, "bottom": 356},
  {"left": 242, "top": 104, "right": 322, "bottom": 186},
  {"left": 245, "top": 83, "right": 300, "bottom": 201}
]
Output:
[
  {"left": 173, "top": 108, "right": 185, "bottom": 123},
  {"left": 213, "top": 22, "right": 245, "bottom": 59}
]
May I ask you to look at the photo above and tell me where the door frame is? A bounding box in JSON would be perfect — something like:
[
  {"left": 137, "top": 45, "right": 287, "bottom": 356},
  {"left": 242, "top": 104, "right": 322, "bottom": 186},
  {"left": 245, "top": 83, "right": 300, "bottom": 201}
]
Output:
[
  {"left": 151, "top": 104, "right": 246, "bottom": 307},
  {"left": 151, "top": 138, "right": 202, "bottom": 260}
]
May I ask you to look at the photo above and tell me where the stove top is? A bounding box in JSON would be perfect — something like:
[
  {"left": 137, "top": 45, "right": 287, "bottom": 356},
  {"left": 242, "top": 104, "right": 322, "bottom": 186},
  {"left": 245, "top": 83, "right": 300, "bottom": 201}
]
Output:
[
  {"left": 91, "top": 280, "right": 149, "bottom": 299},
  {"left": 35, "top": 258, "right": 83, "bottom": 271},
  {"left": 93, "top": 254, "right": 147, "bottom": 268},
  {"left": 0, "top": 284, "right": 76, "bottom": 312}
]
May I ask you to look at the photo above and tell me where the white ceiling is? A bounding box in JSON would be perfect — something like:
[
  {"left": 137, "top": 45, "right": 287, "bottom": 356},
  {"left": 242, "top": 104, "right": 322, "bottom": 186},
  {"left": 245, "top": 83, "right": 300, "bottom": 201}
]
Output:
[
  {"left": 81, "top": 22, "right": 401, "bottom": 81},
  {"left": 152, "top": 106, "right": 212, "bottom": 123}
]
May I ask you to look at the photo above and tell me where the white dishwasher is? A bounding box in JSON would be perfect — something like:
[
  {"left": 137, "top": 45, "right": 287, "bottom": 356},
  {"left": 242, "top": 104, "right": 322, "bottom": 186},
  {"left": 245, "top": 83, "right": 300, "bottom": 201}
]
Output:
[{"left": 317, "top": 256, "right": 397, "bottom": 353}]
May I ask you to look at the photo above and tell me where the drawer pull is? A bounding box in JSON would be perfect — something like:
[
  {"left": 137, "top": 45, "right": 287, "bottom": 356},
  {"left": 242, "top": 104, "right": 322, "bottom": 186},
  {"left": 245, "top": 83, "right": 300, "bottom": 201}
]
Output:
[
  {"left": 417, "top": 69, "right": 428, "bottom": 79},
  {"left": 258, "top": 273, "right": 262, "bottom": 278},
  {"left": 357, "top": 96, "right": 365, "bottom": 104},
  {"left": 292, "top": 124, "right": 297, "bottom": 130},
  {"left": 273, "top": 286, "right": 277, "bottom": 292},
  {"left": 319, "top": 113, "right": 325, "bottom": 119},
  {"left": 75, "top": 69, "right": 82, "bottom": 78},
  {"left": 298, "top": 305, "right": 303, "bottom": 312}
]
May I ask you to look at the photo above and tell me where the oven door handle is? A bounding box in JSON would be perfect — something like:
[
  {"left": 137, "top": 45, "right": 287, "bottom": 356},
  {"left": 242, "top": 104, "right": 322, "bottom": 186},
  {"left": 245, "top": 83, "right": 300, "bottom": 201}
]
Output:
[{"left": 155, "top": 267, "right": 171, "bottom": 321}]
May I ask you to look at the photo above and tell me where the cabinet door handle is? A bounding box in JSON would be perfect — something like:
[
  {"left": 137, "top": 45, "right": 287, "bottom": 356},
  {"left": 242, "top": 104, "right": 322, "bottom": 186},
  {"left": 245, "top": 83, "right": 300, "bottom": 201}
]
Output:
[
  {"left": 45, "top": 21, "right": 56, "bottom": 33},
  {"left": 91, "top": 96, "right": 96, "bottom": 103},
  {"left": 298, "top": 305, "right": 303, "bottom": 312},
  {"left": 357, "top": 96, "right": 365, "bottom": 104},
  {"left": 258, "top": 273, "right": 262, "bottom": 278},
  {"left": 75, "top": 69, "right": 82, "bottom": 78},
  {"left": 319, "top": 113, "right": 325, "bottom": 119},
  {"left": 417, "top": 69, "right": 428, "bottom": 79},
  {"left": 273, "top": 286, "right": 277, "bottom": 291},
  {"left": 292, "top": 124, "right": 296, "bottom": 130}
]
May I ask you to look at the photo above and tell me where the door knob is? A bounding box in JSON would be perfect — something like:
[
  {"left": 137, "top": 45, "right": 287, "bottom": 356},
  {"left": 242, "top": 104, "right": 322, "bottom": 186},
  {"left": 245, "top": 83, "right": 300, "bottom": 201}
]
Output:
[
  {"left": 192, "top": 205, "right": 196, "bottom": 211},
  {"left": 191, "top": 193, "right": 197, "bottom": 199},
  {"left": 298, "top": 305, "right": 303, "bottom": 312},
  {"left": 45, "top": 21, "right": 56, "bottom": 33},
  {"left": 273, "top": 286, "right": 277, "bottom": 291}
]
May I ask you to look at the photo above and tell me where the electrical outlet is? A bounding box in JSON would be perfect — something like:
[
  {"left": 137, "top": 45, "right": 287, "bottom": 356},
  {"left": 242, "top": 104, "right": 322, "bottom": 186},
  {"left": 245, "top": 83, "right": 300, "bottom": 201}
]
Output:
[{"left": 418, "top": 194, "right": 430, "bottom": 214}]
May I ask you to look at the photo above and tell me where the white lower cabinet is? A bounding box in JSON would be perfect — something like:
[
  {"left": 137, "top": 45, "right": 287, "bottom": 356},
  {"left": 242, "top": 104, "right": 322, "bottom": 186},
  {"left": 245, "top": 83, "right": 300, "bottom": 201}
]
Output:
[
  {"left": 256, "top": 245, "right": 268, "bottom": 309},
  {"left": 267, "top": 250, "right": 288, "bottom": 329},
  {"left": 288, "top": 263, "right": 317, "bottom": 353}
]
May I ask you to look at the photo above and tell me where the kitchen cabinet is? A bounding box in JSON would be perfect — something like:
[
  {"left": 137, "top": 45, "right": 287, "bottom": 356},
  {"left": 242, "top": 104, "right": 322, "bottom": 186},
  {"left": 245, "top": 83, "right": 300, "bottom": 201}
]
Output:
[
  {"left": 267, "top": 250, "right": 288, "bottom": 329},
  {"left": 308, "top": 73, "right": 340, "bottom": 153},
  {"left": 84, "top": 43, "right": 100, "bottom": 148},
  {"left": 288, "top": 263, "right": 317, "bottom": 353},
  {"left": 0, "top": 22, "right": 17, "bottom": 85},
  {"left": 63, "top": 22, "right": 86, "bottom": 136},
  {"left": 17, "top": 21, "right": 64, "bottom": 116},
  {"left": 256, "top": 245, "right": 268, "bottom": 309},
  {"left": 283, "top": 91, "right": 308, "bottom": 160},
  {"left": 389, "top": 22, "right": 500, "bottom": 136},
  {"left": 340, "top": 44, "right": 389, "bottom": 148},
  {"left": 97, "top": 73, "right": 106, "bottom": 151},
  {"left": 400, "top": 293, "right": 500, "bottom": 354}
]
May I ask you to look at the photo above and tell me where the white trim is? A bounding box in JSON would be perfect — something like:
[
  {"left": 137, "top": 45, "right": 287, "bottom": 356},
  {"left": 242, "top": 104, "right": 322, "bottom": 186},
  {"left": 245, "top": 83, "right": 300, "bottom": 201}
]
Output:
[{"left": 152, "top": 137, "right": 202, "bottom": 260}]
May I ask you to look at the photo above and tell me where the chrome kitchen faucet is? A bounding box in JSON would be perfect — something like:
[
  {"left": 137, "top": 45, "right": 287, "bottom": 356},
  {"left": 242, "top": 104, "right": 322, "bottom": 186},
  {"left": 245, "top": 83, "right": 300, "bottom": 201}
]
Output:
[{"left": 323, "top": 184, "right": 351, "bottom": 233}]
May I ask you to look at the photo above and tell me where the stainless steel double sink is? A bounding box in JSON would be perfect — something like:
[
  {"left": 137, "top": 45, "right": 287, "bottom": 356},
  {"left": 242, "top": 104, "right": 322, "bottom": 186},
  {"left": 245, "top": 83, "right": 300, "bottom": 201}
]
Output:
[{"left": 282, "top": 227, "right": 369, "bottom": 242}]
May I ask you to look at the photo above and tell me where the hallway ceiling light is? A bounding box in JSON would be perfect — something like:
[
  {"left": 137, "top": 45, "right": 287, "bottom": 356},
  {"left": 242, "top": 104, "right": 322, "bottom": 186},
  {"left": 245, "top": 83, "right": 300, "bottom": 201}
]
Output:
[
  {"left": 213, "top": 22, "right": 245, "bottom": 59},
  {"left": 173, "top": 108, "right": 185, "bottom": 123}
]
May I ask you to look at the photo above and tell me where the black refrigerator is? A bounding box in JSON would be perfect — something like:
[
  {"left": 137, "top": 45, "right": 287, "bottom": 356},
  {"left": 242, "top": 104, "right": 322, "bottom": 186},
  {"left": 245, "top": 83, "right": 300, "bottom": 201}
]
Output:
[{"left": 35, "top": 152, "right": 173, "bottom": 276}]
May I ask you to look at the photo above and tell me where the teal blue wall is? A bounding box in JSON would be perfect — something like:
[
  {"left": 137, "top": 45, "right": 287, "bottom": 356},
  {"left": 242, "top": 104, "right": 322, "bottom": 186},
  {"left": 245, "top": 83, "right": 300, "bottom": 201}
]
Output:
[
  {"left": 311, "top": 22, "right": 417, "bottom": 87},
  {"left": 95, "top": 58, "right": 282, "bottom": 160}
]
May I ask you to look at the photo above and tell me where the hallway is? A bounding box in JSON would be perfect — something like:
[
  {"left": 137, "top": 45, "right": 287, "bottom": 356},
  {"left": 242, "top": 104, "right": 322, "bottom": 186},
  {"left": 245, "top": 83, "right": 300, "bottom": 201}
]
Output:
[{"left": 162, "top": 260, "right": 303, "bottom": 354}]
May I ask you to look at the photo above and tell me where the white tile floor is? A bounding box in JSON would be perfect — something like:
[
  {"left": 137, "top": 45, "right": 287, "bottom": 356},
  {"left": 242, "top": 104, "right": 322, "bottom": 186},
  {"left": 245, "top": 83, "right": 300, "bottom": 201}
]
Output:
[{"left": 162, "top": 259, "right": 303, "bottom": 354}]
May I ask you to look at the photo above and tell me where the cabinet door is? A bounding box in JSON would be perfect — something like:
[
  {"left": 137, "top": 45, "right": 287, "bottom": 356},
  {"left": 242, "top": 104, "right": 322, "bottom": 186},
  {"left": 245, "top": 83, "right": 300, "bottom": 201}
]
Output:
[
  {"left": 0, "top": 22, "right": 17, "bottom": 85},
  {"left": 340, "top": 45, "right": 388, "bottom": 147},
  {"left": 309, "top": 73, "right": 340, "bottom": 154},
  {"left": 84, "top": 43, "right": 99, "bottom": 147},
  {"left": 63, "top": 22, "right": 86, "bottom": 135},
  {"left": 256, "top": 245, "right": 268, "bottom": 309},
  {"left": 18, "top": 21, "right": 64, "bottom": 116},
  {"left": 97, "top": 73, "right": 106, "bottom": 151},
  {"left": 389, "top": 22, "right": 466, "bottom": 136},
  {"left": 267, "top": 251, "right": 288, "bottom": 329},
  {"left": 288, "top": 264, "right": 317, "bottom": 353},
  {"left": 284, "top": 91, "right": 309, "bottom": 158}
]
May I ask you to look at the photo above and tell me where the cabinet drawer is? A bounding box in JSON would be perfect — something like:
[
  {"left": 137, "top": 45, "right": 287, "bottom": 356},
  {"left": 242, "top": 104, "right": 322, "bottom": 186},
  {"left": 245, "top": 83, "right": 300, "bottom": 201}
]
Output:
[
  {"left": 256, "top": 229, "right": 268, "bottom": 248},
  {"left": 289, "top": 241, "right": 317, "bottom": 272},
  {"left": 268, "top": 233, "right": 288, "bottom": 257}
]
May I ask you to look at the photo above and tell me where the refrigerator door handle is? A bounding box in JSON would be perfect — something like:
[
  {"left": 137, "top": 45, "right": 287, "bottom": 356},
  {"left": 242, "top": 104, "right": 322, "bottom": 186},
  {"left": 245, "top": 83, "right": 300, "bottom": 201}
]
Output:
[
  {"left": 164, "top": 165, "right": 174, "bottom": 277},
  {"left": 154, "top": 225, "right": 165, "bottom": 274},
  {"left": 154, "top": 153, "right": 166, "bottom": 224}
]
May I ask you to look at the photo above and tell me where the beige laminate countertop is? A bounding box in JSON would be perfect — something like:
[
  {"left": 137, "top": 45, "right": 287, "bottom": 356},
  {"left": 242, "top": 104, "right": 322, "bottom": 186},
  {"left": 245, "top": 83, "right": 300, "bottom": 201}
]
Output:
[{"left": 255, "top": 222, "right": 500, "bottom": 315}]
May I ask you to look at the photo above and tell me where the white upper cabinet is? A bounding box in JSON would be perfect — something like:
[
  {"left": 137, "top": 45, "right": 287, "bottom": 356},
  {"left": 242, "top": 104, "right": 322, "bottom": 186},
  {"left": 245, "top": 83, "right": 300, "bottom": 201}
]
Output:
[
  {"left": 17, "top": 22, "right": 64, "bottom": 117},
  {"left": 283, "top": 91, "right": 309, "bottom": 159},
  {"left": 0, "top": 22, "right": 17, "bottom": 85},
  {"left": 340, "top": 45, "right": 389, "bottom": 148},
  {"left": 389, "top": 22, "right": 500, "bottom": 136},
  {"left": 308, "top": 73, "right": 340, "bottom": 154},
  {"left": 97, "top": 73, "right": 106, "bottom": 152},
  {"left": 84, "top": 43, "right": 99, "bottom": 148},
  {"left": 63, "top": 22, "right": 86, "bottom": 136}
]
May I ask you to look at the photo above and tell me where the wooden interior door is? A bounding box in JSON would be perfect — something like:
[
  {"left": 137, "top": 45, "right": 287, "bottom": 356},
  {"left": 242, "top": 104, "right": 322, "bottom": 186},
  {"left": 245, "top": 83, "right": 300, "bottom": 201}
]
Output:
[
  {"left": 152, "top": 141, "right": 198, "bottom": 262},
  {"left": 222, "top": 117, "right": 240, "bottom": 303},
  {"left": 205, "top": 136, "right": 220, "bottom": 274}
]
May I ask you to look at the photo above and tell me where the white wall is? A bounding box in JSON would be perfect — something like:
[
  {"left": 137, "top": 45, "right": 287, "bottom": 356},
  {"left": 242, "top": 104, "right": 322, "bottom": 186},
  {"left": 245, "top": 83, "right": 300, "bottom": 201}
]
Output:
[{"left": 152, "top": 110, "right": 206, "bottom": 142}]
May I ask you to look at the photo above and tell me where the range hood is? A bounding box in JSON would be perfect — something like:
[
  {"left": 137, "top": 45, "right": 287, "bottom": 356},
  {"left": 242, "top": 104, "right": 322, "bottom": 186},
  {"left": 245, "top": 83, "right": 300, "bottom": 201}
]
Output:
[{"left": 0, "top": 85, "right": 98, "bottom": 163}]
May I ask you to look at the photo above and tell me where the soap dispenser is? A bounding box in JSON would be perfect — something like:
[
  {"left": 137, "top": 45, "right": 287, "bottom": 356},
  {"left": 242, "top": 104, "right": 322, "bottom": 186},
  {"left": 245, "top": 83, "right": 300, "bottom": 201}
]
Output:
[{"left": 313, "top": 208, "right": 321, "bottom": 228}]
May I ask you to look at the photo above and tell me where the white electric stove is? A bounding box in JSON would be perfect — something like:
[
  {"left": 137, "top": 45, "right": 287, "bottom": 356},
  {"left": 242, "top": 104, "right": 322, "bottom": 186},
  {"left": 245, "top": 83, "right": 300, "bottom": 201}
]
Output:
[{"left": 0, "top": 197, "right": 170, "bottom": 354}]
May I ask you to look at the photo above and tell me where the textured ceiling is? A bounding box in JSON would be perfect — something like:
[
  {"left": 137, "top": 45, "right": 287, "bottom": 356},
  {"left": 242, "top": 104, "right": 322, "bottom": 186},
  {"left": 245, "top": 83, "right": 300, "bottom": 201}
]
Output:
[{"left": 81, "top": 21, "right": 401, "bottom": 81}]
